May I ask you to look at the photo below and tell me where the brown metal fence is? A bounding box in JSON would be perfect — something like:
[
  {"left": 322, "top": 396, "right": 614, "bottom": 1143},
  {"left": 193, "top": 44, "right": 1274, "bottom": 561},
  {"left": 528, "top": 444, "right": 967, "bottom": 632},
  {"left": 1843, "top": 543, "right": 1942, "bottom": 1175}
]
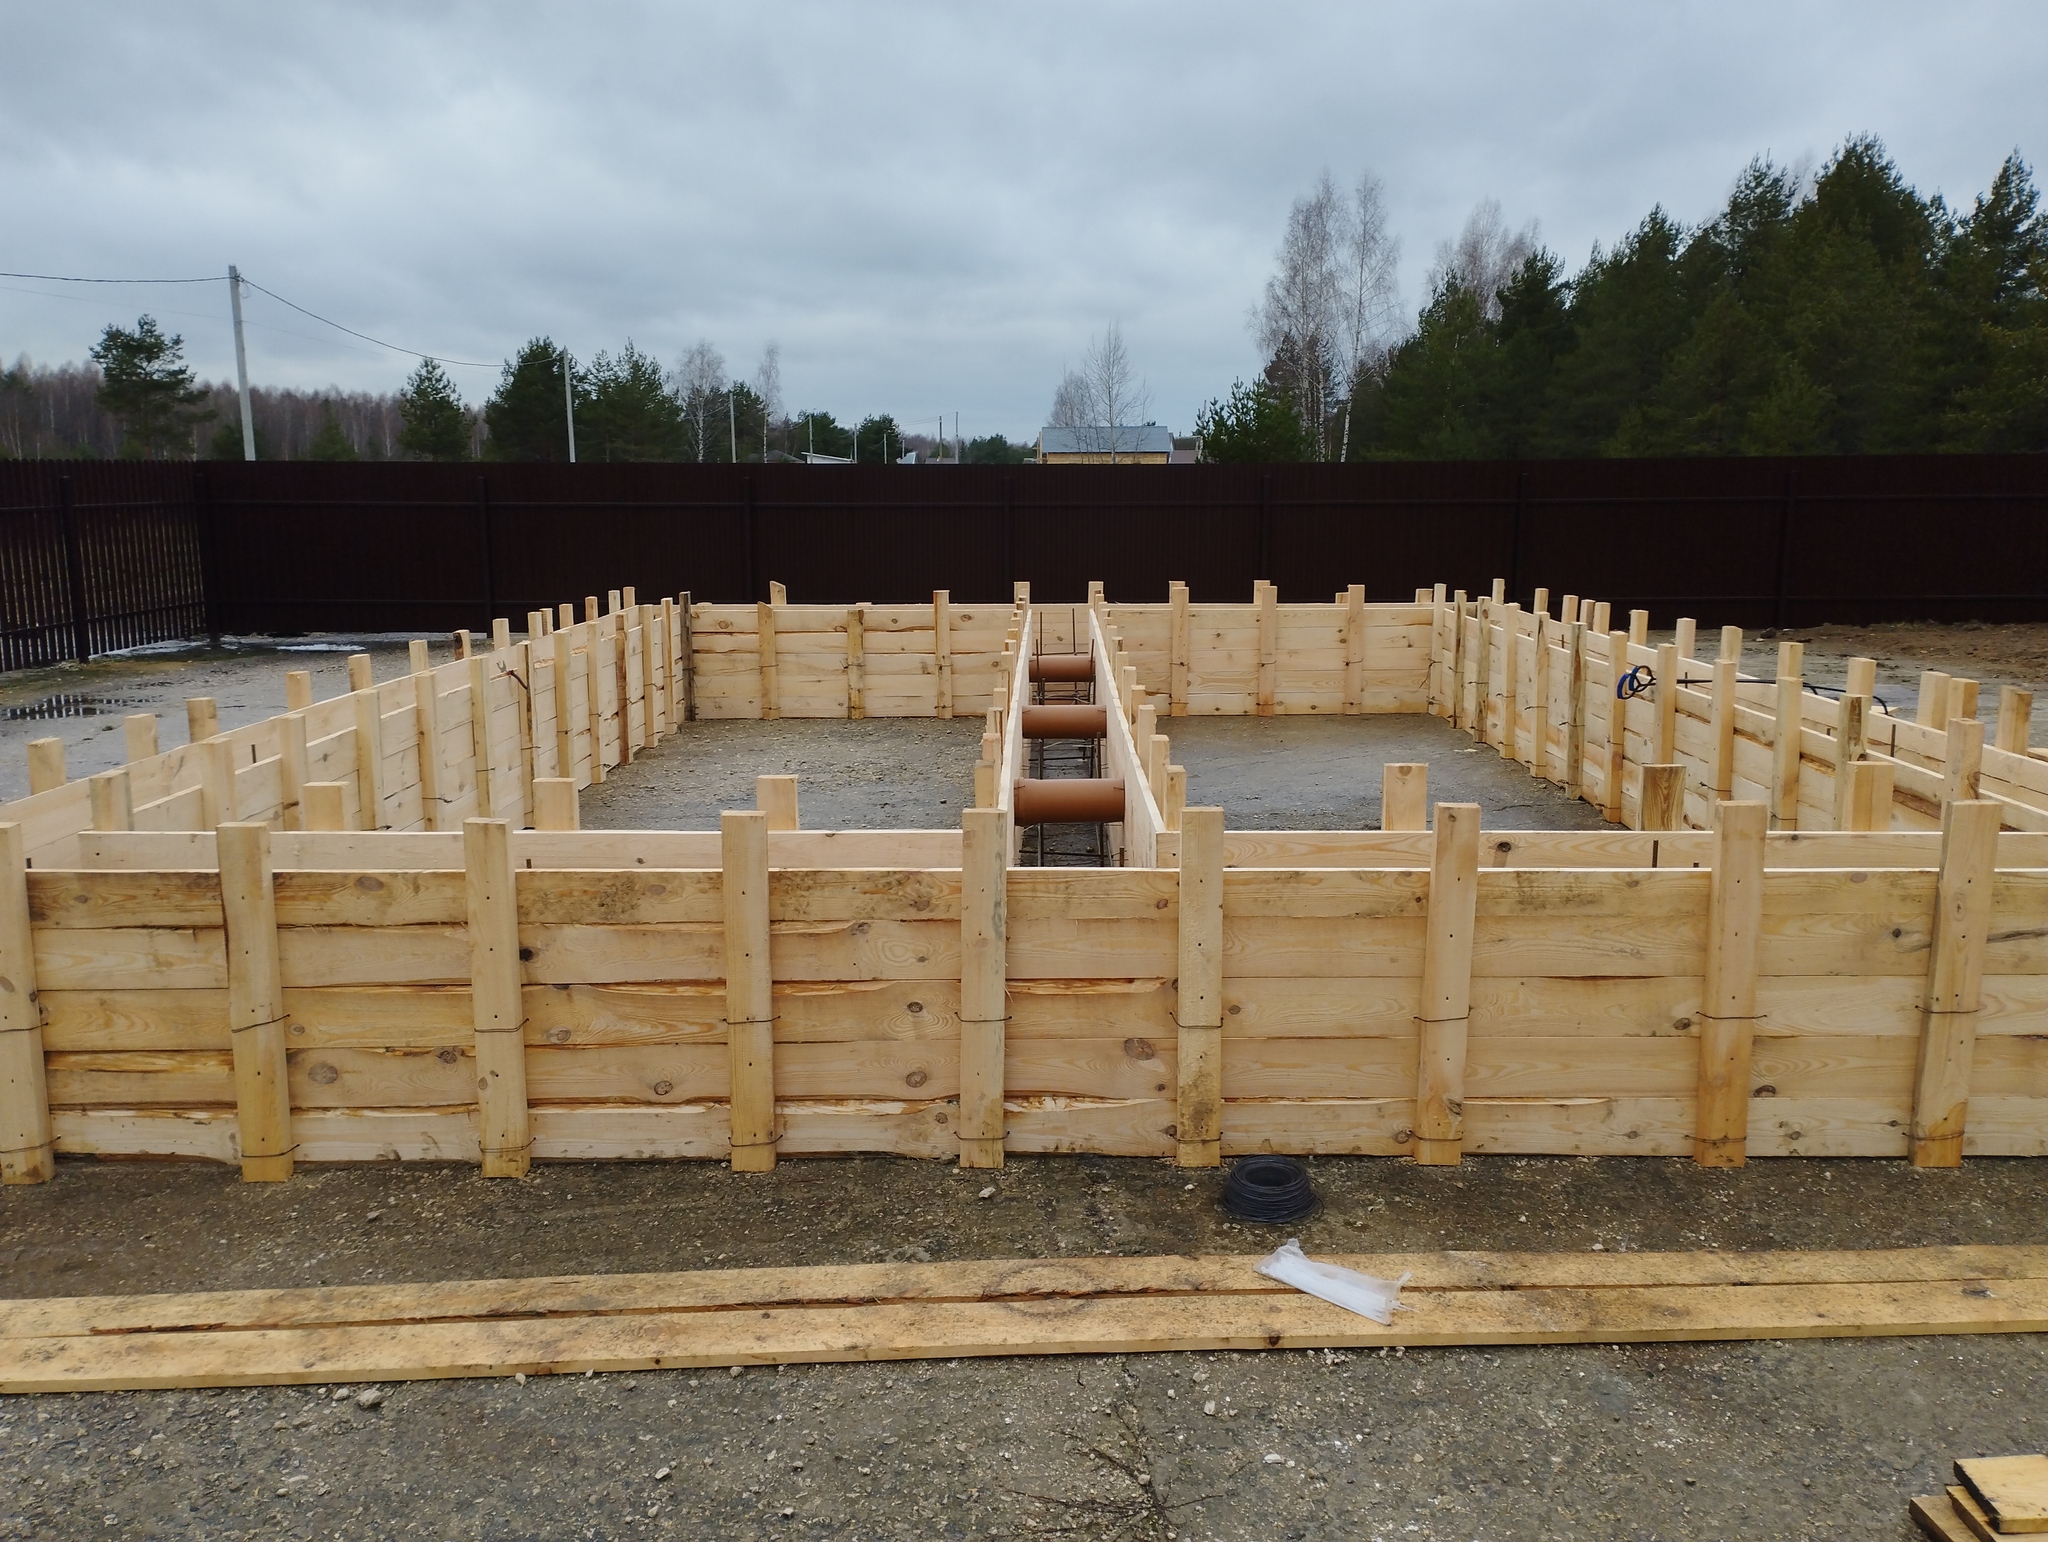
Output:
[{"left": 2, "top": 456, "right": 2044, "bottom": 669}]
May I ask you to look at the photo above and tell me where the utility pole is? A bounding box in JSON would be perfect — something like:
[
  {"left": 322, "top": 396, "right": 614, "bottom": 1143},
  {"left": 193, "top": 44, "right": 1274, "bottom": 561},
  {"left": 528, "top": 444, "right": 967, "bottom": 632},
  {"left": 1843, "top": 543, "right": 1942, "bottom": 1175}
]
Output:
[
  {"left": 729, "top": 388, "right": 737, "bottom": 463},
  {"left": 561, "top": 349, "right": 577, "bottom": 463},
  {"left": 227, "top": 266, "right": 256, "bottom": 460}
]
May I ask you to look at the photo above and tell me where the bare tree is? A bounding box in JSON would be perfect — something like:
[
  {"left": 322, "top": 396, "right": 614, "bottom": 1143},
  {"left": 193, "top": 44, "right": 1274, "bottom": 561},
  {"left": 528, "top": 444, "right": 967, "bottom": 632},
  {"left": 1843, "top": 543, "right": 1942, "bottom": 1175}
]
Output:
[
  {"left": 753, "top": 343, "right": 782, "bottom": 459},
  {"left": 670, "top": 341, "right": 727, "bottom": 462},
  {"left": 1256, "top": 173, "right": 1342, "bottom": 457},
  {"left": 1428, "top": 198, "right": 1538, "bottom": 319},
  {"left": 1334, "top": 174, "right": 1403, "bottom": 461},
  {"left": 1047, "top": 369, "right": 1091, "bottom": 429},
  {"left": 1079, "top": 322, "right": 1150, "bottom": 464}
]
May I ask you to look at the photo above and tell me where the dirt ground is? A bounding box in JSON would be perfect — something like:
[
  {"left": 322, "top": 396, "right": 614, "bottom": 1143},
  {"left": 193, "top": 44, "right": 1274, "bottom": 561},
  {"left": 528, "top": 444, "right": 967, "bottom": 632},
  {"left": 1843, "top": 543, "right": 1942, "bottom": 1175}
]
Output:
[{"left": 3, "top": 625, "right": 2047, "bottom": 1541}]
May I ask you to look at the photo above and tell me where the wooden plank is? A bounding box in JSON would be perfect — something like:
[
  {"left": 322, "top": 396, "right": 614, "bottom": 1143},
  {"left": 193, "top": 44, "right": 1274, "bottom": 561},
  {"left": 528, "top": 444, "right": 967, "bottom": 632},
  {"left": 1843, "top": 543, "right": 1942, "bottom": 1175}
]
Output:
[
  {"left": 1415, "top": 803, "right": 1480, "bottom": 1165},
  {"left": 1694, "top": 802, "right": 1765, "bottom": 1167},
  {"left": 6, "top": 1249, "right": 2048, "bottom": 1392},
  {"left": 1175, "top": 807, "right": 1224, "bottom": 1167},
  {"left": 1641, "top": 764, "right": 1683, "bottom": 831},
  {"left": 757, "top": 602, "right": 780, "bottom": 721},
  {"left": 465, "top": 819, "right": 529, "bottom": 1178},
  {"left": 723, "top": 811, "right": 775, "bottom": 1170},
  {"left": 1911, "top": 800, "right": 2002, "bottom": 1168},
  {"left": 1954, "top": 1454, "right": 2048, "bottom": 1533},
  {"left": 957, "top": 808, "right": 1006, "bottom": 1169},
  {"left": 0, "top": 824, "right": 52, "bottom": 1183},
  {"left": 219, "top": 823, "right": 292, "bottom": 1182}
]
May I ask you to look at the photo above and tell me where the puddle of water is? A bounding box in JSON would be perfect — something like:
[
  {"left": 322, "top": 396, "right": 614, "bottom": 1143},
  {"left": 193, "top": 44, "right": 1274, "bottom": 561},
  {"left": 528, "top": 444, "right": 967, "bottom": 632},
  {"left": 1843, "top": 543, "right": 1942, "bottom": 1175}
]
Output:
[{"left": 3, "top": 693, "right": 154, "bottom": 722}]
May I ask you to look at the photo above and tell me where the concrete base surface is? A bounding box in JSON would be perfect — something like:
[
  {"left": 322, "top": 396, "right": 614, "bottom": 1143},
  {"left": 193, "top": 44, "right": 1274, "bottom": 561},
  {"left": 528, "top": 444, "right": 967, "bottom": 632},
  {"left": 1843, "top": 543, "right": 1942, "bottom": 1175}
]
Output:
[{"left": 3, "top": 1154, "right": 2041, "bottom": 1541}]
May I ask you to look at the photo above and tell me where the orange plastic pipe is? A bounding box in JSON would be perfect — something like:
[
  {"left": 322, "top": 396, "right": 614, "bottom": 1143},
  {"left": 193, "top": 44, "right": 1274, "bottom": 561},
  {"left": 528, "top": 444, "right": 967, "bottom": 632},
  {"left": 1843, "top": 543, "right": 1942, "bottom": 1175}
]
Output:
[
  {"left": 1020, "top": 705, "right": 1108, "bottom": 739},
  {"left": 1012, "top": 778, "right": 1126, "bottom": 826},
  {"left": 1027, "top": 654, "right": 1095, "bottom": 683}
]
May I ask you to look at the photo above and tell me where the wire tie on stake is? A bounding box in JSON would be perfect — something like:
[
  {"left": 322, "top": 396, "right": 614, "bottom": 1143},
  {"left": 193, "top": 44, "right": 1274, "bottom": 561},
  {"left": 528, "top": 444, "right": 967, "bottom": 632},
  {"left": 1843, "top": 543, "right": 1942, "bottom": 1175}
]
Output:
[{"left": 230, "top": 1014, "right": 290, "bottom": 1035}]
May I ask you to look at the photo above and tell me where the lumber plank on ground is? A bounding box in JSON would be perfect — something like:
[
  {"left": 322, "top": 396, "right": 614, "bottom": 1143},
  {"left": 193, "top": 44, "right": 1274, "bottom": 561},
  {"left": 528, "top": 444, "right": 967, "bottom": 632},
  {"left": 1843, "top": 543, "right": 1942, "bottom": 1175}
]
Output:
[{"left": 2, "top": 1246, "right": 2046, "bottom": 1392}]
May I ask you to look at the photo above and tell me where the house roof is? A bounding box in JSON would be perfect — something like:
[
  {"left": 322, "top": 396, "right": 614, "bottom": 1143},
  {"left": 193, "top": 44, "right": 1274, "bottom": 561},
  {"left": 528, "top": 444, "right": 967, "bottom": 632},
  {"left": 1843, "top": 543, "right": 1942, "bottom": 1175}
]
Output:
[{"left": 1038, "top": 424, "right": 1174, "bottom": 456}]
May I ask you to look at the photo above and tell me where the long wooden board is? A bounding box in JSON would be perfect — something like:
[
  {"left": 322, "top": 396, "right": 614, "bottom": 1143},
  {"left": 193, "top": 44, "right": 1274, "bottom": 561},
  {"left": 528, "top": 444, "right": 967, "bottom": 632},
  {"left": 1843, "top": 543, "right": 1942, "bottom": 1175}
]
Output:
[{"left": 2, "top": 1245, "right": 2043, "bottom": 1393}]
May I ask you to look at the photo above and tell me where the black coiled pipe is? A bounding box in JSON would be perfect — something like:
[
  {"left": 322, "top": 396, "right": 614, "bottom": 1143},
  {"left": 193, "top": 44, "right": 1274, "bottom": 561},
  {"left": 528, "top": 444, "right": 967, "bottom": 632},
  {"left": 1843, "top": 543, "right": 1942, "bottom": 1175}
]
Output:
[{"left": 1223, "top": 1155, "right": 1318, "bottom": 1223}]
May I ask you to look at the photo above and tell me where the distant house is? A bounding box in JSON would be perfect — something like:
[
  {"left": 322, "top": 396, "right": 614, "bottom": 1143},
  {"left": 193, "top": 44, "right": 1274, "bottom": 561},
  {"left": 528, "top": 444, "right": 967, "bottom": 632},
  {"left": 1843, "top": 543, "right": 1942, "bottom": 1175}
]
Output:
[{"left": 1036, "top": 425, "right": 1174, "bottom": 464}]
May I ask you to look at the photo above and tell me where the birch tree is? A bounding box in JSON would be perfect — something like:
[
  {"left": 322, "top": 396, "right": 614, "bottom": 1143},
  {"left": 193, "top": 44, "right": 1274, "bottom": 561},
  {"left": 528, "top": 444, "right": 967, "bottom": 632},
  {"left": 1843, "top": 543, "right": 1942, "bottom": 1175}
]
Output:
[
  {"left": 1080, "top": 322, "right": 1150, "bottom": 463},
  {"left": 1428, "top": 198, "right": 1538, "bottom": 320},
  {"left": 670, "top": 341, "right": 727, "bottom": 462}
]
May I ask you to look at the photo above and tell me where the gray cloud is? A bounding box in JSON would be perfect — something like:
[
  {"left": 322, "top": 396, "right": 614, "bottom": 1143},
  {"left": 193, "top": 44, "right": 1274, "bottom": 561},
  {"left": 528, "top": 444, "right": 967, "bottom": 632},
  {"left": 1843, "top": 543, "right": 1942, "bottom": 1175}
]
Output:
[{"left": 3, "top": 1, "right": 2041, "bottom": 437}]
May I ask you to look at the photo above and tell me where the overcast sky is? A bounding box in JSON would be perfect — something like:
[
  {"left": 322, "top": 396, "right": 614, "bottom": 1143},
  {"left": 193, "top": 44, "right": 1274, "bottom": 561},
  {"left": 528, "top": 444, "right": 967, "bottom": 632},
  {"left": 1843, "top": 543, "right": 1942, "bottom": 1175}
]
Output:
[{"left": 3, "top": 2, "right": 2043, "bottom": 438}]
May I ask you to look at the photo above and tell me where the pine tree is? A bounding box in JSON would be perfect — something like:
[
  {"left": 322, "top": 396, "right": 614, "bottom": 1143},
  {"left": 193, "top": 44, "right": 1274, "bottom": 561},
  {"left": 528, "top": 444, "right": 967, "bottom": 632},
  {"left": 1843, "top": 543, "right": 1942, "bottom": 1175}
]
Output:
[
  {"left": 1195, "top": 378, "right": 1312, "bottom": 462},
  {"left": 582, "top": 342, "right": 680, "bottom": 461},
  {"left": 398, "top": 359, "right": 472, "bottom": 461},
  {"left": 483, "top": 340, "right": 580, "bottom": 461},
  {"left": 90, "top": 316, "right": 212, "bottom": 458},
  {"left": 307, "top": 406, "right": 359, "bottom": 461}
]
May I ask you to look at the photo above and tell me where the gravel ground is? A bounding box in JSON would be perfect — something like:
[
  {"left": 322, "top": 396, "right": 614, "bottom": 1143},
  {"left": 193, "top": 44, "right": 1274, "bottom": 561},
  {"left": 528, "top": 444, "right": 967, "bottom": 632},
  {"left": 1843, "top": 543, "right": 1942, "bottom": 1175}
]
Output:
[
  {"left": 3, "top": 626, "right": 2047, "bottom": 1540},
  {"left": 4, "top": 1156, "right": 2045, "bottom": 1541}
]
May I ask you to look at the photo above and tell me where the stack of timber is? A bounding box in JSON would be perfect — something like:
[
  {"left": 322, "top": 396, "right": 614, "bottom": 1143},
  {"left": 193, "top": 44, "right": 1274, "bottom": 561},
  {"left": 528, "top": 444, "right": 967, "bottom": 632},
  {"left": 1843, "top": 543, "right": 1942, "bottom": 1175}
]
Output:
[
  {"left": 1913, "top": 1454, "right": 2048, "bottom": 1540},
  {"left": 4, "top": 1245, "right": 2044, "bottom": 1393},
  {"left": 1417, "top": 578, "right": 2046, "bottom": 836}
]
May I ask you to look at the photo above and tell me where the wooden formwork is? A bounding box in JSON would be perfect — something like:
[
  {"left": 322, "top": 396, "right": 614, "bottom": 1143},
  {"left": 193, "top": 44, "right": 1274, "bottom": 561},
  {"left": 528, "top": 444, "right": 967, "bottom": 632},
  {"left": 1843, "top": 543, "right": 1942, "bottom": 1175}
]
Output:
[{"left": 2, "top": 578, "right": 2043, "bottom": 1184}]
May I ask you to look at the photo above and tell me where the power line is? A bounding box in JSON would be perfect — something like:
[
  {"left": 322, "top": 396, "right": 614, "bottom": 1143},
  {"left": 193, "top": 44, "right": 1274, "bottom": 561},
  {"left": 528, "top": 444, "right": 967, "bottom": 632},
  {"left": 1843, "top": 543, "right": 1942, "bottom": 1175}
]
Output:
[
  {"left": 0, "top": 271, "right": 221, "bottom": 284},
  {"left": 237, "top": 278, "right": 496, "bottom": 369}
]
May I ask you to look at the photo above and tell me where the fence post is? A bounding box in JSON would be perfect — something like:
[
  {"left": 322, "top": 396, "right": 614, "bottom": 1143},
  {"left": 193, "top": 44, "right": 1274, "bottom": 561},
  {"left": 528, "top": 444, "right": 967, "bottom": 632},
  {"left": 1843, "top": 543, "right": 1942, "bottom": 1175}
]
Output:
[
  {"left": 958, "top": 807, "right": 1007, "bottom": 1170},
  {"left": 219, "top": 822, "right": 292, "bottom": 1183},
  {"left": 1910, "top": 800, "right": 2001, "bottom": 1168},
  {"left": 1693, "top": 801, "right": 1765, "bottom": 1167},
  {"left": 465, "top": 817, "right": 530, "bottom": 1179},
  {"left": 0, "top": 823, "right": 52, "bottom": 1184},
  {"left": 723, "top": 810, "right": 776, "bottom": 1172},
  {"left": 1175, "top": 806, "right": 1224, "bottom": 1168},
  {"left": 1415, "top": 803, "right": 1480, "bottom": 1165},
  {"left": 58, "top": 475, "right": 92, "bottom": 663}
]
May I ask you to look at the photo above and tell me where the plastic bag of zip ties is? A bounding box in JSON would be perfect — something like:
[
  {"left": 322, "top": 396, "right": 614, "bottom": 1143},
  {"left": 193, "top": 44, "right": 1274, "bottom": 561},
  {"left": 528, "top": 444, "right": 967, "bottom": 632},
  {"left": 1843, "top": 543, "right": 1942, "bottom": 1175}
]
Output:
[{"left": 1254, "top": 1238, "right": 1411, "bottom": 1324}]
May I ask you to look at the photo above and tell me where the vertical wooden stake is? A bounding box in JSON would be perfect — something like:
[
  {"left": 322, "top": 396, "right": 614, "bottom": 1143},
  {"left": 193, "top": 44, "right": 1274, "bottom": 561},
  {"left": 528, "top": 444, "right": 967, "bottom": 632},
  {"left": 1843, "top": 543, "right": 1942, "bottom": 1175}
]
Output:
[
  {"left": 1563, "top": 621, "right": 1586, "bottom": 796},
  {"left": 302, "top": 783, "right": 345, "bottom": 831},
  {"left": 1628, "top": 609, "right": 1649, "bottom": 646},
  {"left": 89, "top": 769, "right": 133, "bottom": 831},
  {"left": 846, "top": 606, "right": 866, "bottom": 720},
  {"left": 559, "top": 602, "right": 575, "bottom": 631},
  {"left": 200, "top": 738, "right": 237, "bottom": 828},
  {"left": 279, "top": 713, "right": 308, "bottom": 831},
  {"left": 184, "top": 697, "right": 221, "bottom": 746},
  {"left": 1169, "top": 581, "right": 1191, "bottom": 716},
  {"left": 414, "top": 668, "right": 444, "bottom": 832},
  {"left": 1500, "top": 604, "right": 1522, "bottom": 757},
  {"left": 550, "top": 632, "right": 575, "bottom": 781},
  {"left": 1831, "top": 693, "right": 1867, "bottom": 830},
  {"left": 1529, "top": 616, "right": 1551, "bottom": 776},
  {"left": 219, "top": 822, "right": 292, "bottom": 1182},
  {"left": 723, "top": 811, "right": 776, "bottom": 1172},
  {"left": 1944, "top": 717, "right": 1985, "bottom": 805},
  {"left": 1175, "top": 807, "right": 1224, "bottom": 1167},
  {"left": 1641, "top": 764, "right": 1683, "bottom": 831},
  {"left": 1343, "top": 583, "right": 1366, "bottom": 715},
  {"left": 1995, "top": 687, "right": 2033, "bottom": 754},
  {"left": 1148, "top": 733, "right": 1171, "bottom": 808},
  {"left": 1590, "top": 600, "right": 1610, "bottom": 634},
  {"left": 466, "top": 658, "right": 495, "bottom": 821},
  {"left": 1654, "top": 642, "right": 1679, "bottom": 767},
  {"left": 958, "top": 807, "right": 1007, "bottom": 1169},
  {"left": 347, "top": 653, "right": 375, "bottom": 694},
  {"left": 1255, "top": 580, "right": 1277, "bottom": 716},
  {"left": 1474, "top": 600, "right": 1495, "bottom": 746},
  {"left": 25, "top": 738, "right": 65, "bottom": 796},
  {"left": 1605, "top": 628, "right": 1630, "bottom": 822},
  {"left": 757, "top": 775, "right": 799, "bottom": 831},
  {"left": 465, "top": 818, "right": 530, "bottom": 1179},
  {"left": 124, "top": 713, "right": 158, "bottom": 762},
  {"left": 1841, "top": 760, "right": 1895, "bottom": 831},
  {"left": 1770, "top": 676, "right": 1803, "bottom": 832},
  {"left": 350, "top": 688, "right": 384, "bottom": 831},
  {"left": 1382, "top": 763, "right": 1427, "bottom": 831},
  {"left": 757, "top": 601, "right": 780, "bottom": 721},
  {"left": 1945, "top": 676, "right": 1981, "bottom": 729},
  {"left": 1909, "top": 799, "right": 2001, "bottom": 1168},
  {"left": 1693, "top": 800, "right": 1765, "bottom": 1167},
  {"left": 1448, "top": 590, "right": 1468, "bottom": 729},
  {"left": 1673, "top": 617, "right": 1697, "bottom": 663},
  {"left": 408, "top": 639, "right": 432, "bottom": 675},
  {"left": 619, "top": 617, "right": 642, "bottom": 760},
  {"left": 1415, "top": 803, "right": 1480, "bottom": 1166},
  {"left": 646, "top": 605, "right": 669, "bottom": 743},
  {"left": 1917, "top": 671, "right": 1953, "bottom": 727},
  {"left": 934, "top": 590, "right": 953, "bottom": 719},
  {"left": 0, "top": 823, "right": 52, "bottom": 1183},
  {"left": 285, "top": 670, "right": 312, "bottom": 712},
  {"left": 1709, "top": 659, "right": 1738, "bottom": 801},
  {"left": 1718, "top": 625, "right": 1743, "bottom": 667},
  {"left": 493, "top": 617, "right": 513, "bottom": 651},
  {"left": 1843, "top": 655, "right": 1876, "bottom": 701},
  {"left": 1164, "top": 765, "right": 1186, "bottom": 832},
  {"left": 582, "top": 639, "right": 606, "bottom": 785},
  {"left": 533, "top": 778, "right": 579, "bottom": 831}
]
